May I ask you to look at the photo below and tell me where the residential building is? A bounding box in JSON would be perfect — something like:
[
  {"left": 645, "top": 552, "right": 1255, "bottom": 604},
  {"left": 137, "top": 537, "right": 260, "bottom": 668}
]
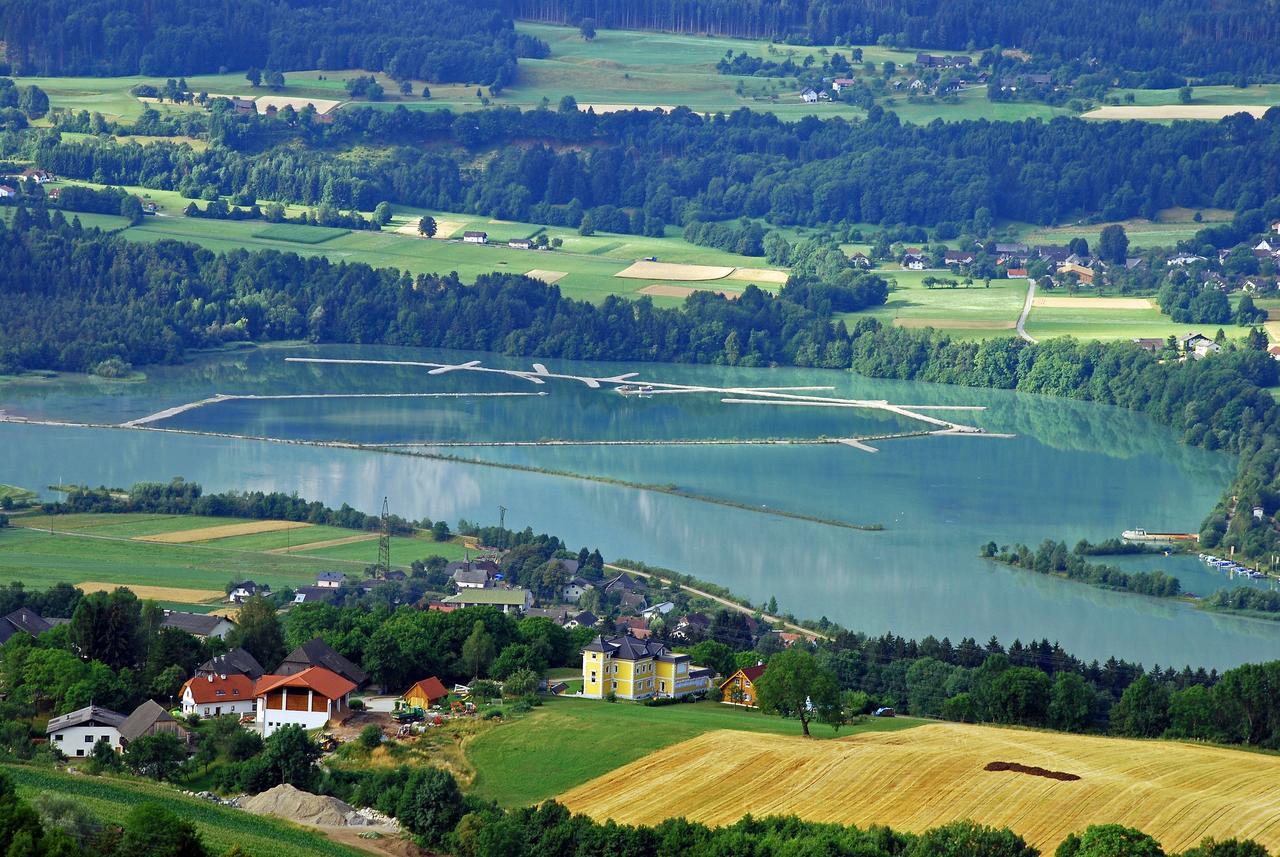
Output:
[
  {"left": 640, "top": 601, "right": 676, "bottom": 619},
  {"left": 315, "top": 571, "right": 346, "bottom": 589},
  {"left": 1057, "top": 262, "right": 1095, "bottom": 285},
  {"left": 0, "top": 607, "right": 54, "bottom": 644},
  {"left": 565, "top": 610, "right": 599, "bottom": 630},
  {"left": 1132, "top": 338, "right": 1165, "bottom": 353},
  {"left": 581, "top": 634, "right": 712, "bottom": 701},
  {"left": 452, "top": 567, "right": 491, "bottom": 589},
  {"left": 1268, "top": 345, "right": 1280, "bottom": 361},
  {"left": 462, "top": 231, "right": 488, "bottom": 244},
  {"left": 227, "top": 581, "right": 270, "bottom": 603},
  {"left": 848, "top": 251, "right": 872, "bottom": 269},
  {"left": 196, "top": 647, "right": 264, "bottom": 680},
  {"left": 562, "top": 576, "right": 594, "bottom": 602},
  {"left": 800, "top": 88, "right": 819, "bottom": 103},
  {"left": 46, "top": 705, "right": 125, "bottom": 756},
  {"left": 402, "top": 676, "right": 449, "bottom": 710},
  {"left": 254, "top": 667, "right": 356, "bottom": 737},
  {"left": 0, "top": 186, "right": 15, "bottom": 199},
  {"left": 719, "top": 664, "right": 767, "bottom": 707},
  {"left": 119, "top": 700, "right": 189, "bottom": 749},
  {"left": 614, "top": 616, "right": 652, "bottom": 639},
  {"left": 1167, "top": 252, "right": 1206, "bottom": 266},
  {"left": 902, "top": 253, "right": 927, "bottom": 270},
  {"left": 229, "top": 96, "right": 256, "bottom": 114},
  {"left": 181, "top": 673, "right": 257, "bottom": 717},
  {"left": 292, "top": 585, "right": 339, "bottom": 605},
  {"left": 440, "top": 588, "right": 531, "bottom": 614},
  {"left": 277, "top": 638, "right": 368, "bottom": 687},
  {"left": 831, "top": 78, "right": 856, "bottom": 92},
  {"left": 161, "top": 610, "right": 235, "bottom": 639},
  {"left": 508, "top": 238, "right": 533, "bottom": 249},
  {"left": 603, "top": 572, "right": 644, "bottom": 595},
  {"left": 671, "top": 612, "right": 712, "bottom": 642},
  {"left": 944, "top": 250, "right": 975, "bottom": 267}
]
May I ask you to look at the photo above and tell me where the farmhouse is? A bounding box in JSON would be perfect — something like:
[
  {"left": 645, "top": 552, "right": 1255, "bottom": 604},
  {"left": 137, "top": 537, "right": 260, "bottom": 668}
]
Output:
[
  {"left": 719, "top": 663, "right": 767, "bottom": 708},
  {"left": 277, "top": 637, "right": 368, "bottom": 687},
  {"left": 848, "top": 251, "right": 872, "bottom": 268},
  {"left": 292, "top": 585, "right": 339, "bottom": 604},
  {"left": 254, "top": 667, "right": 356, "bottom": 738},
  {"left": 1179, "top": 332, "right": 1221, "bottom": 359},
  {"left": 1057, "top": 262, "right": 1096, "bottom": 285},
  {"left": 227, "top": 580, "right": 270, "bottom": 603},
  {"left": 831, "top": 78, "right": 856, "bottom": 92},
  {"left": 181, "top": 672, "right": 257, "bottom": 717},
  {"left": 161, "top": 610, "right": 235, "bottom": 639},
  {"left": 902, "top": 250, "right": 928, "bottom": 270},
  {"left": 0, "top": 607, "right": 54, "bottom": 644},
  {"left": 463, "top": 231, "right": 489, "bottom": 244},
  {"left": 508, "top": 238, "right": 533, "bottom": 249},
  {"left": 944, "top": 250, "right": 975, "bottom": 267},
  {"left": 402, "top": 676, "right": 449, "bottom": 710},
  {"left": 562, "top": 576, "right": 594, "bottom": 602},
  {"left": 581, "top": 633, "right": 712, "bottom": 701},
  {"left": 315, "top": 571, "right": 346, "bottom": 588},
  {"left": 800, "top": 88, "right": 819, "bottom": 103},
  {"left": 196, "top": 647, "right": 264, "bottom": 680},
  {"left": 46, "top": 705, "right": 126, "bottom": 756},
  {"left": 119, "top": 699, "right": 189, "bottom": 749},
  {"left": 565, "top": 610, "right": 599, "bottom": 630},
  {"left": 441, "top": 588, "right": 532, "bottom": 614}
]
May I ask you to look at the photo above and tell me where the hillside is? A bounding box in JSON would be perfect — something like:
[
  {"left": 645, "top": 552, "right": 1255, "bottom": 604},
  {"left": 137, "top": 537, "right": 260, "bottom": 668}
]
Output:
[{"left": 559, "top": 722, "right": 1280, "bottom": 853}]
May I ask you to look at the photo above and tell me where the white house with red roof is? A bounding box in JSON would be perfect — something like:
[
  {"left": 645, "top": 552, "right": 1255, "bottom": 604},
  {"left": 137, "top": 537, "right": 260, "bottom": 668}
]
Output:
[
  {"left": 181, "top": 672, "right": 257, "bottom": 718},
  {"left": 254, "top": 666, "right": 356, "bottom": 737}
]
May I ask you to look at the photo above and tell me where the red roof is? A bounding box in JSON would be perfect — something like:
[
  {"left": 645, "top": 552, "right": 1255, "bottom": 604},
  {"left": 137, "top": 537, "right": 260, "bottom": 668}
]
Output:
[
  {"left": 740, "top": 664, "right": 767, "bottom": 682},
  {"left": 255, "top": 666, "right": 356, "bottom": 700},
  {"left": 405, "top": 676, "right": 449, "bottom": 703},
  {"left": 183, "top": 673, "right": 255, "bottom": 704}
]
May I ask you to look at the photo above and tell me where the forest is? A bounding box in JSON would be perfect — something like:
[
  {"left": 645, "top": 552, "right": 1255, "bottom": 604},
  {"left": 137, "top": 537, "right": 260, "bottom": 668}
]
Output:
[
  {"left": 15, "top": 103, "right": 1280, "bottom": 232},
  {"left": 515, "top": 0, "right": 1280, "bottom": 79},
  {"left": 0, "top": 0, "right": 545, "bottom": 82}
]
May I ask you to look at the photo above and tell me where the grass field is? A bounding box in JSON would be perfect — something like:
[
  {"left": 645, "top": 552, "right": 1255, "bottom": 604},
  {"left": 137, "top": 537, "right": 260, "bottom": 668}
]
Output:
[
  {"left": 1017, "top": 208, "right": 1234, "bottom": 249},
  {"left": 251, "top": 223, "right": 351, "bottom": 244},
  {"left": 847, "top": 270, "right": 1028, "bottom": 339},
  {"left": 1022, "top": 291, "right": 1244, "bottom": 342},
  {"left": 1, "top": 764, "right": 364, "bottom": 857},
  {"left": 466, "top": 695, "right": 920, "bottom": 807},
  {"left": 0, "top": 484, "right": 37, "bottom": 504},
  {"left": 0, "top": 513, "right": 468, "bottom": 600},
  {"left": 559, "top": 722, "right": 1280, "bottom": 853}
]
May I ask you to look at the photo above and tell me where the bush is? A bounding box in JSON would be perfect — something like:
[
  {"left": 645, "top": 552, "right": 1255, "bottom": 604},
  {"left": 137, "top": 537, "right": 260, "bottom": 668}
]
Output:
[
  {"left": 358, "top": 725, "right": 383, "bottom": 750},
  {"left": 348, "top": 698, "right": 365, "bottom": 711}
]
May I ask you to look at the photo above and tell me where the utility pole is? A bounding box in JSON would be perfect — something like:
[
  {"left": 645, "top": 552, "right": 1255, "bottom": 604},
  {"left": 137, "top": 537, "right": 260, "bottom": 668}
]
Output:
[
  {"left": 498, "top": 505, "right": 507, "bottom": 549},
  {"left": 378, "top": 497, "right": 391, "bottom": 579}
]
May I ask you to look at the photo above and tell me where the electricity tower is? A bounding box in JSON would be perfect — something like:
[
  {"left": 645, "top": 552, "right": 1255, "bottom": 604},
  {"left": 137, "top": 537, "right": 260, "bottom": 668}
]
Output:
[{"left": 377, "top": 497, "right": 391, "bottom": 578}]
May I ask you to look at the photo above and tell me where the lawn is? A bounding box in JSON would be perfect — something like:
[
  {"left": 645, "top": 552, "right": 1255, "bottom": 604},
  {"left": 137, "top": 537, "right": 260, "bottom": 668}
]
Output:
[
  {"left": 1022, "top": 291, "right": 1248, "bottom": 342},
  {"left": 0, "top": 764, "right": 364, "bottom": 857},
  {"left": 1017, "top": 209, "right": 1231, "bottom": 250},
  {"left": 0, "top": 484, "right": 37, "bottom": 505},
  {"left": 847, "top": 269, "right": 1028, "bottom": 339},
  {"left": 251, "top": 223, "right": 351, "bottom": 244},
  {"left": 293, "top": 534, "right": 469, "bottom": 564},
  {"left": 465, "top": 695, "right": 920, "bottom": 807}
]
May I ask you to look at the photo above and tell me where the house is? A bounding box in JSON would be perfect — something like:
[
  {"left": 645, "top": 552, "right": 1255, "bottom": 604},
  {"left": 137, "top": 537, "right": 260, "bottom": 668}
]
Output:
[
  {"left": 581, "top": 634, "right": 713, "bottom": 701},
  {"left": 1178, "top": 332, "right": 1221, "bottom": 359},
  {"left": 196, "top": 647, "right": 264, "bottom": 680},
  {"left": 1167, "top": 252, "right": 1205, "bottom": 267},
  {"left": 315, "top": 571, "right": 346, "bottom": 589},
  {"left": 1036, "top": 245, "right": 1071, "bottom": 264},
  {"left": 181, "top": 673, "right": 257, "bottom": 717},
  {"left": 402, "top": 676, "right": 449, "bottom": 710},
  {"left": 640, "top": 601, "right": 676, "bottom": 619},
  {"left": 562, "top": 577, "right": 594, "bottom": 602},
  {"left": 119, "top": 700, "right": 189, "bottom": 749},
  {"left": 902, "top": 252, "right": 927, "bottom": 270},
  {"left": 0, "top": 186, "right": 15, "bottom": 199},
  {"left": 508, "top": 238, "right": 532, "bottom": 250},
  {"left": 1132, "top": 338, "right": 1165, "bottom": 353},
  {"left": 848, "top": 251, "right": 872, "bottom": 269},
  {"left": 614, "top": 616, "right": 652, "bottom": 639},
  {"left": 441, "top": 588, "right": 531, "bottom": 614},
  {"left": 462, "top": 231, "right": 488, "bottom": 244},
  {"left": 449, "top": 560, "right": 495, "bottom": 589},
  {"left": 672, "top": 612, "right": 711, "bottom": 641},
  {"left": 565, "top": 610, "right": 599, "bottom": 630},
  {"left": 46, "top": 705, "right": 126, "bottom": 756},
  {"left": 0, "top": 607, "right": 54, "bottom": 644},
  {"left": 227, "top": 581, "right": 270, "bottom": 604},
  {"left": 831, "top": 78, "right": 856, "bottom": 93},
  {"left": 1271, "top": 220, "right": 1280, "bottom": 235},
  {"left": 424, "top": 600, "right": 457, "bottom": 613},
  {"left": 603, "top": 573, "right": 644, "bottom": 595},
  {"left": 1057, "top": 262, "right": 1095, "bottom": 285},
  {"left": 944, "top": 250, "right": 975, "bottom": 268},
  {"left": 1267, "top": 345, "right": 1280, "bottom": 361},
  {"left": 292, "top": 585, "right": 339, "bottom": 605},
  {"left": 20, "top": 168, "right": 51, "bottom": 183},
  {"left": 161, "top": 610, "right": 235, "bottom": 639},
  {"left": 1243, "top": 277, "right": 1272, "bottom": 293},
  {"left": 230, "top": 96, "right": 257, "bottom": 114},
  {"left": 254, "top": 667, "right": 356, "bottom": 737},
  {"left": 719, "top": 664, "right": 767, "bottom": 708},
  {"left": 800, "top": 88, "right": 819, "bottom": 103},
  {"left": 277, "top": 638, "right": 368, "bottom": 687}
]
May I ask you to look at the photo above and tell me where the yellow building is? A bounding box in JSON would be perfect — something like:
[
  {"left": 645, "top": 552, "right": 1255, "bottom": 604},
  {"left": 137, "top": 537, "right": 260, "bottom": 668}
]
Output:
[{"left": 582, "top": 633, "right": 713, "bottom": 701}]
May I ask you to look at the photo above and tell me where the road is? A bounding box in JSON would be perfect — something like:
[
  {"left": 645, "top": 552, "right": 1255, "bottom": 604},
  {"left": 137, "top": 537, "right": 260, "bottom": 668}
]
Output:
[{"left": 1016, "top": 278, "right": 1038, "bottom": 343}]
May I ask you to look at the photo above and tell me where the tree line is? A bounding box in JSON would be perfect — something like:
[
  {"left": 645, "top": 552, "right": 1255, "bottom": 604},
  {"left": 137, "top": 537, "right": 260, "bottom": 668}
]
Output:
[
  {"left": 0, "top": 0, "right": 545, "bottom": 83},
  {"left": 982, "top": 540, "right": 1184, "bottom": 598}
]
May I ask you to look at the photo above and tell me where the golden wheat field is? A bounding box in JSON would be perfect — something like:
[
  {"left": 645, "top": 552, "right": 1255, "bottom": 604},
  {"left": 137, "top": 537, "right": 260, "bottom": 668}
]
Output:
[
  {"left": 559, "top": 723, "right": 1280, "bottom": 852},
  {"left": 134, "top": 520, "right": 312, "bottom": 543},
  {"left": 614, "top": 260, "right": 735, "bottom": 281},
  {"left": 75, "top": 582, "right": 226, "bottom": 602}
]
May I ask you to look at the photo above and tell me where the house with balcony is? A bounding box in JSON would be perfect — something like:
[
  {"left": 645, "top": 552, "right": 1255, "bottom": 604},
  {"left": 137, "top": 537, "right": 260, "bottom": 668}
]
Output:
[{"left": 581, "top": 633, "right": 712, "bottom": 701}]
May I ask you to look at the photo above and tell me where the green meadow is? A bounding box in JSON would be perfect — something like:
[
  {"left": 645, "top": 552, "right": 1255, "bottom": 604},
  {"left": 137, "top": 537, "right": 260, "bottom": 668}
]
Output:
[
  {"left": 847, "top": 268, "right": 1029, "bottom": 339},
  {"left": 466, "top": 695, "right": 920, "bottom": 807}
]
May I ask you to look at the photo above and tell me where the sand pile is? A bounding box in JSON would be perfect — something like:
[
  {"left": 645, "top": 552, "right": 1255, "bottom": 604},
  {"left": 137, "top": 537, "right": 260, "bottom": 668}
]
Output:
[{"left": 242, "top": 784, "right": 362, "bottom": 827}]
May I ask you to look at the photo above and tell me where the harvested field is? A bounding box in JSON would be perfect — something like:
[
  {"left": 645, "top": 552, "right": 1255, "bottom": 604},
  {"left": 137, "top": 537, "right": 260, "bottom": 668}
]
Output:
[
  {"left": 894, "top": 318, "right": 1016, "bottom": 330},
  {"left": 266, "top": 533, "right": 377, "bottom": 554},
  {"left": 984, "top": 761, "right": 1081, "bottom": 782},
  {"left": 432, "top": 220, "right": 466, "bottom": 238},
  {"left": 724, "top": 267, "right": 790, "bottom": 284},
  {"left": 76, "top": 581, "right": 225, "bottom": 603},
  {"left": 637, "top": 284, "right": 740, "bottom": 299},
  {"left": 135, "top": 519, "right": 312, "bottom": 543},
  {"left": 253, "top": 95, "right": 341, "bottom": 114},
  {"left": 1084, "top": 104, "right": 1271, "bottom": 120},
  {"left": 615, "top": 260, "right": 734, "bottom": 281},
  {"left": 579, "top": 103, "right": 674, "bottom": 113},
  {"left": 1032, "top": 296, "right": 1155, "bottom": 310},
  {"left": 559, "top": 724, "right": 1280, "bottom": 853},
  {"left": 525, "top": 269, "right": 569, "bottom": 284}
]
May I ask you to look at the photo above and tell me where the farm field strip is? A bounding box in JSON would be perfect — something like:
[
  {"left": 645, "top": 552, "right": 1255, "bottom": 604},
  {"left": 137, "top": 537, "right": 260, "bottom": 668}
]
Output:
[
  {"left": 558, "top": 723, "right": 1280, "bottom": 853},
  {"left": 75, "top": 581, "right": 225, "bottom": 602},
  {"left": 134, "top": 519, "right": 312, "bottom": 543}
]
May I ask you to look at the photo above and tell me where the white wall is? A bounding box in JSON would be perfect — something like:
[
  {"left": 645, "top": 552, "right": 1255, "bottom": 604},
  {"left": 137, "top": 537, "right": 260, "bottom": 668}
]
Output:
[
  {"left": 50, "top": 724, "right": 120, "bottom": 757},
  {"left": 257, "top": 706, "right": 331, "bottom": 738},
  {"left": 181, "top": 687, "right": 255, "bottom": 718}
]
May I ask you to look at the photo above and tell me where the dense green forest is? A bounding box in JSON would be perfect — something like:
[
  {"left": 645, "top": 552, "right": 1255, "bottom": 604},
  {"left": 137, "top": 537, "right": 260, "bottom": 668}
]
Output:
[
  {"left": 981, "top": 541, "right": 1184, "bottom": 598},
  {"left": 16, "top": 105, "right": 1280, "bottom": 231},
  {"left": 0, "top": 0, "right": 545, "bottom": 81},
  {"left": 516, "top": 0, "right": 1280, "bottom": 79}
]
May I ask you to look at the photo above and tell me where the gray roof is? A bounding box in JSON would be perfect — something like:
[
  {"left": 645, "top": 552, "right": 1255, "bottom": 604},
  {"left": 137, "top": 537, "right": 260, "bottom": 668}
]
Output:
[
  {"left": 47, "top": 705, "right": 126, "bottom": 733},
  {"left": 119, "top": 699, "right": 180, "bottom": 742},
  {"left": 452, "top": 569, "right": 489, "bottom": 586},
  {"left": 316, "top": 571, "right": 346, "bottom": 583},
  {"left": 278, "top": 638, "right": 367, "bottom": 686},
  {"left": 583, "top": 633, "right": 670, "bottom": 661},
  {"left": 0, "top": 608, "right": 53, "bottom": 644},
  {"left": 161, "top": 611, "right": 231, "bottom": 636},
  {"left": 572, "top": 611, "right": 599, "bottom": 627},
  {"left": 293, "top": 585, "right": 339, "bottom": 603},
  {"left": 197, "top": 647, "right": 264, "bottom": 679}
]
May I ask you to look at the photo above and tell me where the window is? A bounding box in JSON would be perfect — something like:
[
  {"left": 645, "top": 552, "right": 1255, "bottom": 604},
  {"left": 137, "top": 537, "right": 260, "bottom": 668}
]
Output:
[
  {"left": 53, "top": 734, "right": 62, "bottom": 742},
  {"left": 590, "top": 671, "right": 597, "bottom": 682},
  {"left": 76, "top": 749, "right": 84, "bottom": 757},
  {"left": 612, "top": 681, "right": 617, "bottom": 690},
  {"left": 660, "top": 681, "right": 666, "bottom": 692},
  {"left": 84, "top": 735, "right": 94, "bottom": 743}
]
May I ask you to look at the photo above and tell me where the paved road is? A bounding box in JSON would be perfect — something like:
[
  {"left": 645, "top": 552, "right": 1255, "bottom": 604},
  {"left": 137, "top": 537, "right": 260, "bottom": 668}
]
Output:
[{"left": 1016, "top": 278, "right": 1038, "bottom": 343}]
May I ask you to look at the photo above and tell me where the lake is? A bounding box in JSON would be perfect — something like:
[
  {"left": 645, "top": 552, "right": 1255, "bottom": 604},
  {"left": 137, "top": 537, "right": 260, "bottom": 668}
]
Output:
[{"left": 3, "top": 343, "right": 1277, "bottom": 669}]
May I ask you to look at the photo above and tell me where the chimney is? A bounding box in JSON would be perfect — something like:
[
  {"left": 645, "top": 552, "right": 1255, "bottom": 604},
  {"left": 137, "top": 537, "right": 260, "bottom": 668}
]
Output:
[{"left": 207, "top": 674, "right": 214, "bottom": 682}]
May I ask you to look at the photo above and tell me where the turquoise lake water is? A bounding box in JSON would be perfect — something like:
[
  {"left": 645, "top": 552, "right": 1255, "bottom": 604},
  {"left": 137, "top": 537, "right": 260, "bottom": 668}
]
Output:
[{"left": 2, "top": 343, "right": 1277, "bottom": 669}]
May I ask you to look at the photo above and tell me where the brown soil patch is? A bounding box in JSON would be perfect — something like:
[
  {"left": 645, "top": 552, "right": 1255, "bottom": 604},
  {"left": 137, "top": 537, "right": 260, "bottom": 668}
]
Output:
[
  {"left": 76, "top": 582, "right": 225, "bottom": 603},
  {"left": 253, "top": 95, "right": 341, "bottom": 115},
  {"left": 1032, "top": 296, "right": 1154, "bottom": 310},
  {"left": 136, "top": 520, "right": 311, "bottom": 543},
  {"left": 267, "top": 533, "right": 377, "bottom": 554},
  {"left": 1084, "top": 105, "right": 1271, "bottom": 121},
  {"left": 725, "top": 267, "right": 790, "bottom": 285},
  {"left": 525, "top": 269, "right": 569, "bottom": 284},
  {"left": 894, "top": 318, "right": 1016, "bottom": 330},
  {"left": 985, "top": 761, "right": 1081, "bottom": 781},
  {"left": 637, "top": 284, "right": 740, "bottom": 299},
  {"left": 616, "top": 261, "right": 734, "bottom": 281}
]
